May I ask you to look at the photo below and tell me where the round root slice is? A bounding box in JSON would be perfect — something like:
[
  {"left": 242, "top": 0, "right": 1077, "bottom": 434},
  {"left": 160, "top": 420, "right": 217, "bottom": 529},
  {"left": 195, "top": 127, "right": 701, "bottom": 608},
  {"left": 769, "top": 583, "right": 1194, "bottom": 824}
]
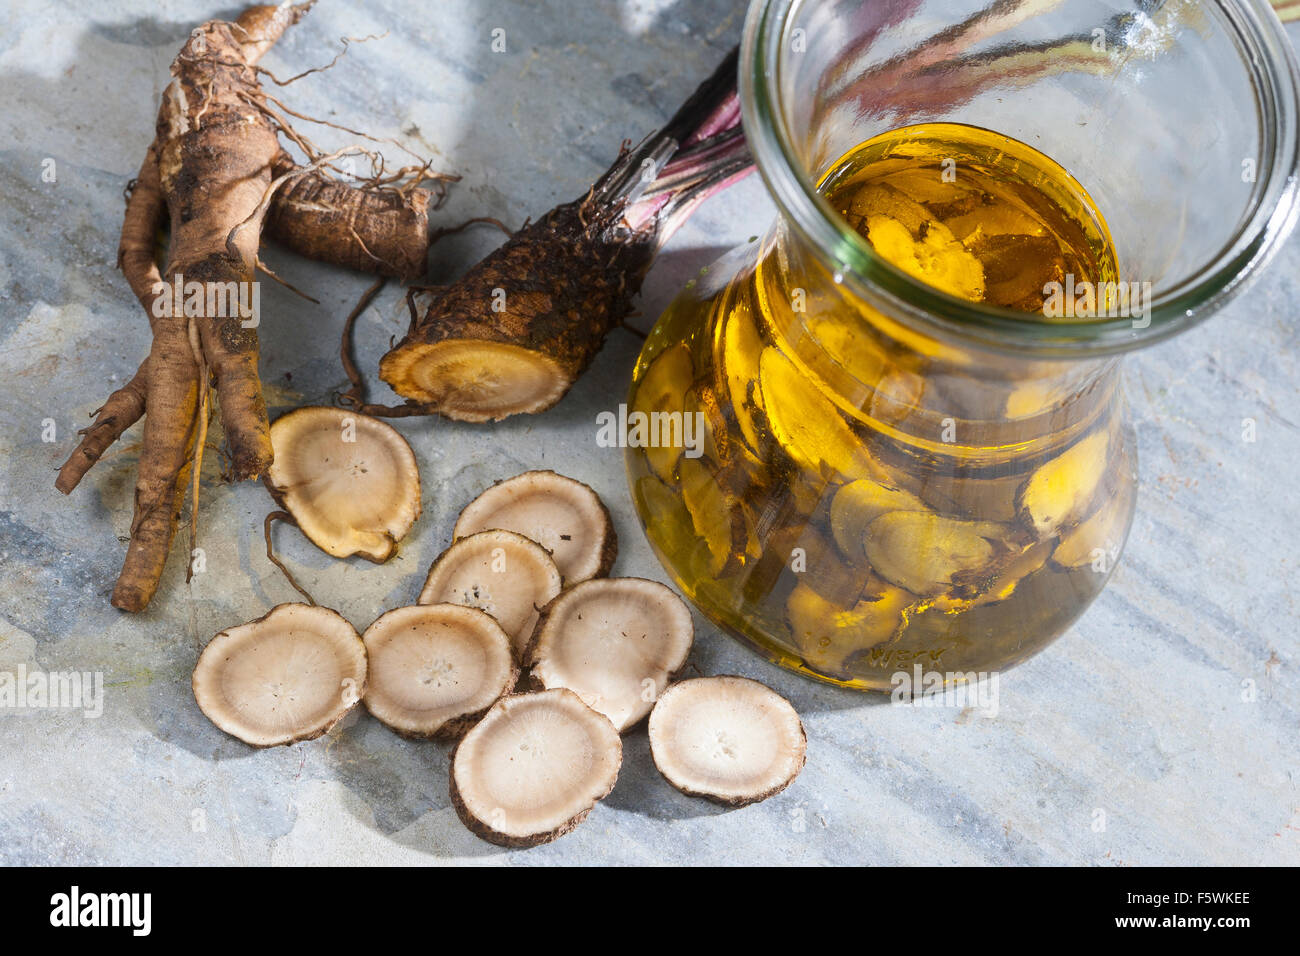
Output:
[
  {"left": 378, "top": 340, "right": 570, "bottom": 423},
  {"left": 649, "top": 676, "right": 806, "bottom": 807},
  {"left": 450, "top": 688, "right": 622, "bottom": 848},
  {"left": 192, "top": 603, "right": 367, "bottom": 748},
  {"left": 362, "top": 604, "right": 516, "bottom": 739},
  {"left": 527, "top": 578, "right": 694, "bottom": 733},
  {"left": 453, "top": 470, "right": 616, "bottom": 583},
  {"left": 266, "top": 406, "right": 421, "bottom": 561},
  {"left": 418, "top": 530, "right": 562, "bottom": 658}
]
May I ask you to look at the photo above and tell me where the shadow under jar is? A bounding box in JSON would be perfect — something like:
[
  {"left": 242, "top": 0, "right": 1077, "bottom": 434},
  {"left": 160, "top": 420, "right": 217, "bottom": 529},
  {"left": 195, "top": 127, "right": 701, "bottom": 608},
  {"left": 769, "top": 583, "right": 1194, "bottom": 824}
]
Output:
[{"left": 626, "top": 0, "right": 1300, "bottom": 691}]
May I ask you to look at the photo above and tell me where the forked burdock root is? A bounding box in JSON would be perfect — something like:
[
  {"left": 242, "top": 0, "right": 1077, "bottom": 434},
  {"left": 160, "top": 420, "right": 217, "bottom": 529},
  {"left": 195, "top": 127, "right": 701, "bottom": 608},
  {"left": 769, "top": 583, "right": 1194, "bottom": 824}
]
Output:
[{"left": 55, "top": 3, "right": 444, "bottom": 612}]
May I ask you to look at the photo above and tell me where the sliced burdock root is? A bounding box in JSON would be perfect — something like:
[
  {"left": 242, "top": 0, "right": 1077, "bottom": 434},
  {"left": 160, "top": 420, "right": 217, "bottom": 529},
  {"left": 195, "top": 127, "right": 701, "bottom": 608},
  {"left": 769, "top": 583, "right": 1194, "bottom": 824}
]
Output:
[
  {"left": 863, "top": 511, "right": 1009, "bottom": 597},
  {"left": 450, "top": 688, "right": 622, "bottom": 848},
  {"left": 526, "top": 577, "right": 694, "bottom": 732},
  {"left": 631, "top": 343, "right": 695, "bottom": 482},
  {"left": 1017, "top": 428, "right": 1110, "bottom": 537},
  {"left": 454, "top": 470, "right": 616, "bottom": 583},
  {"left": 192, "top": 603, "right": 367, "bottom": 748},
  {"left": 714, "top": 300, "right": 769, "bottom": 455},
  {"left": 648, "top": 676, "right": 805, "bottom": 807},
  {"left": 829, "top": 477, "right": 927, "bottom": 561},
  {"left": 967, "top": 537, "right": 1056, "bottom": 608},
  {"left": 1052, "top": 494, "right": 1131, "bottom": 570},
  {"left": 758, "top": 347, "right": 885, "bottom": 483},
  {"left": 266, "top": 407, "right": 420, "bottom": 561},
  {"left": 362, "top": 603, "right": 516, "bottom": 739},
  {"left": 679, "top": 457, "right": 755, "bottom": 577},
  {"left": 418, "top": 530, "right": 562, "bottom": 658},
  {"left": 786, "top": 579, "right": 910, "bottom": 678}
]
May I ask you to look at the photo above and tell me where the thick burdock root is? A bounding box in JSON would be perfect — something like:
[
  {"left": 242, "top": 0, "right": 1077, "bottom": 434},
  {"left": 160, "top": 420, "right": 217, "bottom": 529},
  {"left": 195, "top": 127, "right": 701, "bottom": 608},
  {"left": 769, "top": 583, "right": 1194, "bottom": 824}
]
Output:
[
  {"left": 377, "top": 46, "right": 751, "bottom": 422},
  {"left": 378, "top": 201, "right": 655, "bottom": 421},
  {"left": 56, "top": 3, "right": 437, "bottom": 612}
]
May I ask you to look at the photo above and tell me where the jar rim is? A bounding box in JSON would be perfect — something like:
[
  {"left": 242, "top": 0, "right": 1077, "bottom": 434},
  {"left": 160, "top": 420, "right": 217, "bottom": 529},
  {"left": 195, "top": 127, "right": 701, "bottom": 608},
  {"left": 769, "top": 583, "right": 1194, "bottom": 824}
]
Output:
[{"left": 739, "top": 0, "right": 1300, "bottom": 357}]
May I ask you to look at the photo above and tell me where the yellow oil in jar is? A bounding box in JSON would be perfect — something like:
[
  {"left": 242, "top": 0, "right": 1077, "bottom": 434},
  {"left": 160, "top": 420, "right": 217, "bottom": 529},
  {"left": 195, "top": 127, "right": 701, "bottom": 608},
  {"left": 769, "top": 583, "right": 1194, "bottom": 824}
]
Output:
[{"left": 627, "top": 123, "right": 1136, "bottom": 690}]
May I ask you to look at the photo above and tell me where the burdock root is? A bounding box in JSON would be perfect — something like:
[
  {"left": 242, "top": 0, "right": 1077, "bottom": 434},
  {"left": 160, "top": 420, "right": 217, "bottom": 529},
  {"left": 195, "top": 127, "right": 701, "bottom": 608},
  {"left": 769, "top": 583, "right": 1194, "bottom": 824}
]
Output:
[{"left": 56, "top": 3, "right": 443, "bottom": 612}]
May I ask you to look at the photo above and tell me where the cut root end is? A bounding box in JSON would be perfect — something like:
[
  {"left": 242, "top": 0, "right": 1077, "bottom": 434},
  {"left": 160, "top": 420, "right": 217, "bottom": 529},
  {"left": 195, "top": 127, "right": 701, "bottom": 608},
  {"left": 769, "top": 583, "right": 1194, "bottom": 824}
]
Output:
[{"left": 378, "top": 340, "right": 571, "bottom": 422}]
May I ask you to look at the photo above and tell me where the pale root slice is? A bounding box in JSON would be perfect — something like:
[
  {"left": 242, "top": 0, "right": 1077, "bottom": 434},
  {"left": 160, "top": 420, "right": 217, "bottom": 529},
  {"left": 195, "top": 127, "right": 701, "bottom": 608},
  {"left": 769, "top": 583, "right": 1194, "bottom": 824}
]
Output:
[
  {"left": 864, "top": 510, "right": 1008, "bottom": 597},
  {"left": 1018, "top": 428, "right": 1110, "bottom": 537},
  {"left": 453, "top": 470, "right": 616, "bottom": 584},
  {"left": 648, "top": 676, "right": 806, "bottom": 807},
  {"left": 450, "top": 689, "right": 622, "bottom": 848},
  {"left": 526, "top": 577, "right": 694, "bottom": 732},
  {"left": 192, "top": 603, "right": 367, "bottom": 748},
  {"left": 361, "top": 604, "right": 517, "bottom": 739},
  {"left": 417, "top": 530, "right": 562, "bottom": 658},
  {"left": 378, "top": 340, "right": 570, "bottom": 423},
  {"left": 266, "top": 406, "right": 421, "bottom": 561}
]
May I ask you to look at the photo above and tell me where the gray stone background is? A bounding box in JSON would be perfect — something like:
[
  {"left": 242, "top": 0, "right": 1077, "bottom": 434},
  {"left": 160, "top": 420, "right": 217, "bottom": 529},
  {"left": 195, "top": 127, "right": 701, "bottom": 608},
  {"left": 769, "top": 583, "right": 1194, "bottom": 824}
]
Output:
[{"left": 0, "top": 0, "right": 1296, "bottom": 865}]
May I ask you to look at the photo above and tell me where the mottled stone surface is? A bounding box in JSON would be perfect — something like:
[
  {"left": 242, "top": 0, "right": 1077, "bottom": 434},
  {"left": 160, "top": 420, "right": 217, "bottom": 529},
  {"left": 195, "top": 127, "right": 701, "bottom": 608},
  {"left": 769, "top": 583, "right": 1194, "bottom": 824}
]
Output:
[{"left": 0, "top": 1, "right": 1296, "bottom": 865}]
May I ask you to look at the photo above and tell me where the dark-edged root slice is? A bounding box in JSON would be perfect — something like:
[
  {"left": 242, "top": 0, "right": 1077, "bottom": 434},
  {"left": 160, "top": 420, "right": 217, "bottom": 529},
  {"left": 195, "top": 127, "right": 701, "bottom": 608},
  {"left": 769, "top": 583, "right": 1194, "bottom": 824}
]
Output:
[
  {"left": 266, "top": 406, "right": 421, "bottom": 561},
  {"left": 453, "top": 470, "right": 616, "bottom": 583},
  {"left": 648, "top": 675, "right": 806, "bottom": 807},
  {"left": 378, "top": 340, "right": 570, "bottom": 423},
  {"left": 417, "top": 530, "right": 562, "bottom": 659},
  {"left": 449, "top": 688, "right": 622, "bottom": 848},
  {"left": 192, "top": 603, "right": 367, "bottom": 748},
  {"left": 526, "top": 577, "right": 694, "bottom": 733},
  {"left": 362, "top": 603, "right": 517, "bottom": 739}
]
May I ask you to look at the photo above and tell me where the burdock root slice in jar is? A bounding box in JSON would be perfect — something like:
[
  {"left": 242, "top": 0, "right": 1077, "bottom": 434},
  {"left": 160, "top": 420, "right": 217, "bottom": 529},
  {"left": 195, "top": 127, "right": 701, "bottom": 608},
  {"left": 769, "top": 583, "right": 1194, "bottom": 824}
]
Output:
[
  {"left": 648, "top": 676, "right": 806, "bottom": 807},
  {"left": 362, "top": 604, "right": 517, "bottom": 739},
  {"left": 454, "top": 470, "right": 616, "bottom": 584},
  {"left": 450, "top": 688, "right": 622, "bottom": 848},
  {"left": 1052, "top": 496, "right": 1128, "bottom": 570},
  {"left": 679, "top": 457, "right": 757, "bottom": 577},
  {"left": 1017, "top": 429, "right": 1110, "bottom": 537},
  {"left": 786, "top": 579, "right": 911, "bottom": 678},
  {"left": 829, "top": 477, "right": 927, "bottom": 560},
  {"left": 715, "top": 301, "right": 768, "bottom": 455},
  {"left": 863, "top": 511, "right": 1009, "bottom": 598},
  {"left": 526, "top": 578, "right": 694, "bottom": 733},
  {"left": 192, "top": 603, "right": 367, "bottom": 747},
  {"left": 418, "top": 530, "right": 562, "bottom": 658},
  {"left": 758, "top": 347, "right": 885, "bottom": 483},
  {"left": 632, "top": 343, "right": 695, "bottom": 482}
]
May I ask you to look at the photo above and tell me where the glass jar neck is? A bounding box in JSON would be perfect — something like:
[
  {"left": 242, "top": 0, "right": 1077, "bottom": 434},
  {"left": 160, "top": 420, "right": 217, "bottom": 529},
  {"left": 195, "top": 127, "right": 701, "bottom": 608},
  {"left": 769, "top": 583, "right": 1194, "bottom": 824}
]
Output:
[{"left": 740, "top": 0, "right": 1300, "bottom": 360}]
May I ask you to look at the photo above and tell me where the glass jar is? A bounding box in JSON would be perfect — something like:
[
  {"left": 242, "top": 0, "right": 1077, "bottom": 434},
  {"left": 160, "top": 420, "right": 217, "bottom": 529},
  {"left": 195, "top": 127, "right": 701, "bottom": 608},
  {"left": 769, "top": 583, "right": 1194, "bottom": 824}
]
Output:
[{"left": 626, "top": 0, "right": 1300, "bottom": 691}]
